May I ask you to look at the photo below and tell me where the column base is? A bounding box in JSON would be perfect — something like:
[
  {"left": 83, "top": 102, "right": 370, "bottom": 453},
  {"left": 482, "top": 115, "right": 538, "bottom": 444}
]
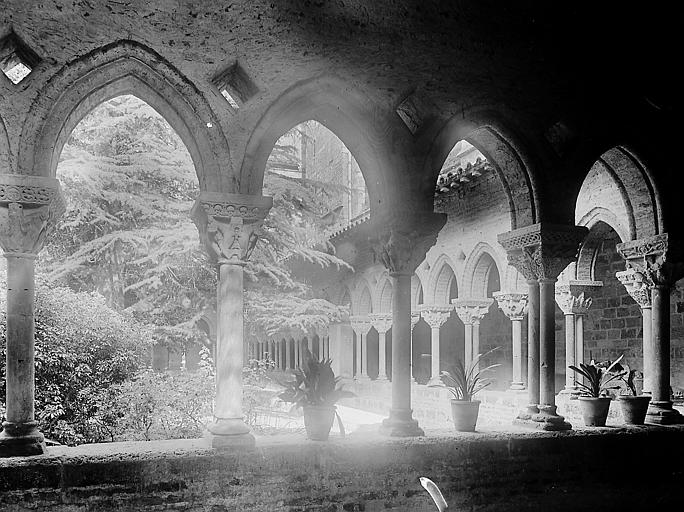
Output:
[
  {"left": 532, "top": 405, "right": 572, "bottom": 431},
  {"left": 427, "top": 376, "right": 443, "bottom": 387},
  {"left": 0, "top": 421, "right": 48, "bottom": 457},
  {"left": 508, "top": 382, "right": 526, "bottom": 391},
  {"left": 205, "top": 418, "right": 255, "bottom": 449},
  {"left": 380, "top": 409, "right": 425, "bottom": 437},
  {"left": 375, "top": 375, "right": 389, "bottom": 382},
  {"left": 355, "top": 375, "right": 372, "bottom": 382},
  {"left": 514, "top": 404, "right": 539, "bottom": 421},
  {"left": 645, "top": 401, "right": 684, "bottom": 425}
]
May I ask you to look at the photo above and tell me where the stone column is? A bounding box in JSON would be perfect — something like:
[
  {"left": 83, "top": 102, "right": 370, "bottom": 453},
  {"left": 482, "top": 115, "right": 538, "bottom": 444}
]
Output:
[
  {"left": 617, "top": 234, "right": 684, "bottom": 424},
  {"left": 0, "top": 176, "right": 65, "bottom": 457},
  {"left": 191, "top": 192, "right": 272, "bottom": 448},
  {"left": 452, "top": 299, "right": 493, "bottom": 371},
  {"left": 616, "top": 269, "right": 653, "bottom": 394},
  {"left": 371, "top": 211, "right": 444, "bottom": 436},
  {"left": 499, "top": 223, "right": 587, "bottom": 431},
  {"left": 410, "top": 312, "right": 422, "bottom": 383},
  {"left": 493, "top": 292, "right": 528, "bottom": 391},
  {"left": 285, "top": 338, "right": 293, "bottom": 369},
  {"left": 418, "top": 305, "right": 454, "bottom": 385},
  {"left": 554, "top": 281, "right": 601, "bottom": 393},
  {"left": 369, "top": 313, "right": 392, "bottom": 381},
  {"left": 350, "top": 316, "right": 372, "bottom": 380}
]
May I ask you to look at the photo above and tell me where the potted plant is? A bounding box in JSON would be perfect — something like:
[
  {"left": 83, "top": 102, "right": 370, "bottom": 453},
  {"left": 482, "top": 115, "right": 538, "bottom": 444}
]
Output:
[
  {"left": 277, "top": 351, "right": 355, "bottom": 440},
  {"left": 430, "top": 349, "right": 500, "bottom": 432},
  {"left": 569, "top": 355, "right": 626, "bottom": 426},
  {"left": 615, "top": 363, "right": 651, "bottom": 425}
]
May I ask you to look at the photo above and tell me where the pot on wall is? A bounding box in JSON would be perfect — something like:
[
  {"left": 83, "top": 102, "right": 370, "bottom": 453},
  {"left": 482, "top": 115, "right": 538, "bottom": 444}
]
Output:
[
  {"left": 618, "top": 395, "right": 651, "bottom": 425},
  {"left": 450, "top": 399, "right": 480, "bottom": 432},
  {"left": 303, "top": 405, "right": 336, "bottom": 440},
  {"left": 578, "top": 397, "right": 612, "bottom": 426}
]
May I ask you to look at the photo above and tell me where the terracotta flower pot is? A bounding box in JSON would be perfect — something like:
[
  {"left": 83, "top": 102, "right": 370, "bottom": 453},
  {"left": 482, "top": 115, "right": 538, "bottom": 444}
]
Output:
[
  {"left": 618, "top": 395, "right": 651, "bottom": 425},
  {"left": 303, "top": 405, "right": 336, "bottom": 440},
  {"left": 579, "top": 396, "right": 612, "bottom": 426},
  {"left": 450, "top": 399, "right": 481, "bottom": 432}
]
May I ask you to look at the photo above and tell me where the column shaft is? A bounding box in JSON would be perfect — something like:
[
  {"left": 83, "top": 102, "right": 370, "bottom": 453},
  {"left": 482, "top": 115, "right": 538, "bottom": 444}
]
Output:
[
  {"left": 430, "top": 327, "right": 440, "bottom": 382},
  {"left": 464, "top": 323, "right": 474, "bottom": 368},
  {"left": 539, "top": 279, "right": 556, "bottom": 406},
  {"left": 564, "top": 313, "right": 576, "bottom": 390},
  {"left": 360, "top": 334, "right": 368, "bottom": 378},
  {"left": 511, "top": 318, "right": 524, "bottom": 390},
  {"left": 355, "top": 333, "right": 362, "bottom": 378},
  {"left": 472, "top": 321, "right": 481, "bottom": 372},
  {"left": 527, "top": 280, "right": 540, "bottom": 410},
  {"left": 641, "top": 307, "right": 653, "bottom": 394},
  {"left": 286, "top": 339, "right": 292, "bottom": 369},
  {"left": 391, "top": 274, "right": 412, "bottom": 413},
  {"left": 378, "top": 331, "right": 388, "bottom": 380},
  {"left": 651, "top": 285, "right": 670, "bottom": 403},
  {"left": 575, "top": 314, "right": 585, "bottom": 387}
]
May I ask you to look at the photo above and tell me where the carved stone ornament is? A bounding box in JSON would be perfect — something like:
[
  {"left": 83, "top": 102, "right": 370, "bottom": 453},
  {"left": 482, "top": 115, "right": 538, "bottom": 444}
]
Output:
[
  {"left": 369, "top": 210, "right": 445, "bottom": 276},
  {"left": 368, "top": 313, "right": 393, "bottom": 334},
  {"left": 411, "top": 311, "right": 421, "bottom": 330},
  {"left": 0, "top": 175, "right": 65, "bottom": 256},
  {"left": 498, "top": 223, "right": 588, "bottom": 281},
  {"left": 191, "top": 193, "right": 273, "bottom": 265},
  {"left": 418, "top": 304, "right": 454, "bottom": 329},
  {"left": 554, "top": 280, "right": 603, "bottom": 315},
  {"left": 616, "top": 269, "right": 652, "bottom": 308},
  {"left": 492, "top": 291, "right": 528, "bottom": 320},
  {"left": 451, "top": 298, "right": 493, "bottom": 324},
  {"left": 349, "top": 315, "right": 373, "bottom": 336},
  {"left": 616, "top": 233, "right": 684, "bottom": 287}
]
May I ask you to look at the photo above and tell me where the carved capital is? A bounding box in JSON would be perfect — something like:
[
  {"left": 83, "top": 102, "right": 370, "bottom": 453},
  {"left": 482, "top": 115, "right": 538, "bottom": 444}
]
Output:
[
  {"left": 617, "top": 233, "right": 684, "bottom": 287},
  {"left": 554, "top": 280, "right": 602, "bottom": 315},
  {"left": 498, "top": 223, "right": 588, "bottom": 281},
  {"left": 0, "top": 175, "right": 65, "bottom": 257},
  {"left": 451, "top": 298, "right": 493, "bottom": 325},
  {"left": 349, "top": 315, "right": 373, "bottom": 336},
  {"left": 368, "top": 313, "right": 393, "bottom": 334},
  {"left": 418, "top": 304, "right": 454, "bottom": 329},
  {"left": 369, "top": 211, "right": 445, "bottom": 275},
  {"left": 616, "top": 269, "right": 652, "bottom": 308},
  {"left": 493, "top": 291, "right": 528, "bottom": 320},
  {"left": 191, "top": 193, "right": 272, "bottom": 265}
]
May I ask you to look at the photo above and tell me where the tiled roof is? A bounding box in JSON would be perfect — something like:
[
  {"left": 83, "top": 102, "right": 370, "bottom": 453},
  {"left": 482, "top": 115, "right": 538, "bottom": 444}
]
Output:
[{"left": 435, "top": 157, "right": 494, "bottom": 194}]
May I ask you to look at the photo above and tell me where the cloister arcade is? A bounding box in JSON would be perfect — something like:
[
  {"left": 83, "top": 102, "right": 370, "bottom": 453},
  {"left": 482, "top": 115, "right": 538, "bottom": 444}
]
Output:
[{"left": 0, "top": 2, "right": 682, "bottom": 509}]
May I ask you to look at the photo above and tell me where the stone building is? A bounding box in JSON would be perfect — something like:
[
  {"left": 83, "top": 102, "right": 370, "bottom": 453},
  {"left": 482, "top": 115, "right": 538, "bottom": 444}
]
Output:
[{"left": 1, "top": 1, "right": 683, "bottom": 510}]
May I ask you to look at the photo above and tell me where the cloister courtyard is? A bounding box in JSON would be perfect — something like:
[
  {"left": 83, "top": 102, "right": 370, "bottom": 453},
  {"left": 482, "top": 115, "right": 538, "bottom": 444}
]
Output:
[{"left": 1, "top": 1, "right": 683, "bottom": 511}]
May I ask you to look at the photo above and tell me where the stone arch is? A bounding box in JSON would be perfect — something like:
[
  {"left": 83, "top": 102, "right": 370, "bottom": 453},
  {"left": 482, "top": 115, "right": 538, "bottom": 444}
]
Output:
[
  {"left": 240, "top": 75, "right": 407, "bottom": 212},
  {"left": 428, "top": 254, "right": 458, "bottom": 305},
  {"left": 0, "top": 114, "right": 10, "bottom": 171},
  {"left": 411, "top": 274, "right": 424, "bottom": 307},
  {"left": 424, "top": 110, "right": 540, "bottom": 229},
  {"left": 377, "top": 277, "right": 393, "bottom": 313},
  {"left": 575, "top": 145, "right": 662, "bottom": 242},
  {"left": 462, "top": 243, "right": 504, "bottom": 298},
  {"left": 17, "top": 40, "right": 230, "bottom": 191},
  {"left": 575, "top": 220, "right": 623, "bottom": 281},
  {"left": 354, "top": 284, "right": 373, "bottom": 315}
]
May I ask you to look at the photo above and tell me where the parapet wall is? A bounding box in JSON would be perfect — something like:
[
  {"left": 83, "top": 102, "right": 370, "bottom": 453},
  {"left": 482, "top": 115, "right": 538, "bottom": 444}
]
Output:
[{"left": 1, "top": 426, "right": 683, "bottom": 511}]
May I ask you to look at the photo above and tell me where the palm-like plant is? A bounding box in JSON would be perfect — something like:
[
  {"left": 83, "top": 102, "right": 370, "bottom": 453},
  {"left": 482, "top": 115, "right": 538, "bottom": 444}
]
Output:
[
  {"left": 569, "top": 354, "right": 627, "bottom": 397},
  {"left": 277, "top": 349, "right": 354, "bottom": 408},
  {"left": 433, "top": 349, "right": 501, "bottom": 401}
]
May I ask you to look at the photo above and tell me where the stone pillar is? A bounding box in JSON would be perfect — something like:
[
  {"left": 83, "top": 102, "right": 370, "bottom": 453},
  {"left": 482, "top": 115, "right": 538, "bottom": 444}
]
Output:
[
  {"left": 285, "top": 339, "right": 293, "bottom": 369},
  {"left": 350, "top": 316, "right": 372, "bottom": 380},
  {"left": 191, "top": 192, "right": 272, "bottom": 448},
  {"left": 493, "top": 292, "right": 528, "bottom": 391},
  {"left": 0, "top": 175, "right": 65, "bottom": 457},
  {"left": 419, "top": 305, "right": 454, "bottom": 385},
  {"left": 616, "top": 269, "right": 653, "bottom": 394},
  {"left": 452, "top": 299, "right": 493, "bottom": 371},
  {"left": 369, "top": 313, "right": 393, "bottom": 381},
  {"left": 554, "top": 281, "right": 602, "bottom": 393},
  {"left": 371, "top": 211, "right": 444, "bottom": 437},
  {"left": 617, "top": 234, "right": 684, "bottom": 424},
  {"left": 499, "top": 223, "right": 587, "bottom": 431},
  {"left": 410, "top": 312, "right": 422, "bottom": 383}
]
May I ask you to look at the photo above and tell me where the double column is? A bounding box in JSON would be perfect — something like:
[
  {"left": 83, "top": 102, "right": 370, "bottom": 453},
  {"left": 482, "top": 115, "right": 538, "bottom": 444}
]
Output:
[
  {"left": 0, "top": 175, "right": 65, "bottom": 457},
  {"left": 191, "top": 192, "right": 272, "bottom": 448},
  {"left": 493, "top": 292, "right": 528, "bottom": 391},
  {"left": 452, "top": 299, "right": 493, "bottom": 372},
  {"left": 350, "top": 316, "right": 372, "bottom": 380},
  {"left": 554, "top": 281, "right": 601, "bottom": 394},
  {"left": 498, "top": 223, "right": 587, "bottom": 431},
  {"left": 617, "top": 234, "right": 684, "bottom": 424},
  {"left": 419, "top": 305, "right": 454, "bottom": 385},
  {"left": 369, "top": 313, "right": 392, "bottom": 381},
  {"left": 371, "top": 210, "right": 444, "bottom": 437}
]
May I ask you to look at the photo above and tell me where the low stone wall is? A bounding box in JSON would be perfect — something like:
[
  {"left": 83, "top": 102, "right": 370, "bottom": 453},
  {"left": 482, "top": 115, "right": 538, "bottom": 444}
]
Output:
[{"left": 1, "top": 426, "right": 683, "bottom": 511}]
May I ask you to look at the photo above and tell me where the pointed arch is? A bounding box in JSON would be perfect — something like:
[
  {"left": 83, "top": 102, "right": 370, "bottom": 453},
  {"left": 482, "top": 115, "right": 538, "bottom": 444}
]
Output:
[
  {"left": 17, "top": 40, "right": 230, "bottom": 191},
  {"left": 240, "top": 75, "right": 409, "bottom": 212},
  {"left": 355, "top": 285, "right": 373, "bottom": 315},
  {"left": 427, "top": 254, "right": 458, "bottom": 305},
  {"left": 462, "top": 243, "right": 504, "bottom": 298},
  {"left": 377, "top": 276, "right": 393, "bottom": 313},
  {"left": 411, "top": 274, "right": 424, "bottom": 307}
]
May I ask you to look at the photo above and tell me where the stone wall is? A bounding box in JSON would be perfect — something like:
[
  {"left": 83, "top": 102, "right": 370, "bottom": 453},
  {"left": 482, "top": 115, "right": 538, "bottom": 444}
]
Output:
[{"left": 2, "top": 428, "right": 683, "bottom": 511}]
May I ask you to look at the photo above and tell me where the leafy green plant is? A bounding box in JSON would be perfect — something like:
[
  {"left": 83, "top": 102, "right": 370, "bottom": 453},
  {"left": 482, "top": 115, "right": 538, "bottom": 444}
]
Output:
[
  {"left": 431, "top": 349, "right": 501, "bottom": 401},
  {"left": 569, "top": 354, "right": 627, "bottom": 398},
  {"left": 608, "top": 358, "right": 642, "bottom": 396}
]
